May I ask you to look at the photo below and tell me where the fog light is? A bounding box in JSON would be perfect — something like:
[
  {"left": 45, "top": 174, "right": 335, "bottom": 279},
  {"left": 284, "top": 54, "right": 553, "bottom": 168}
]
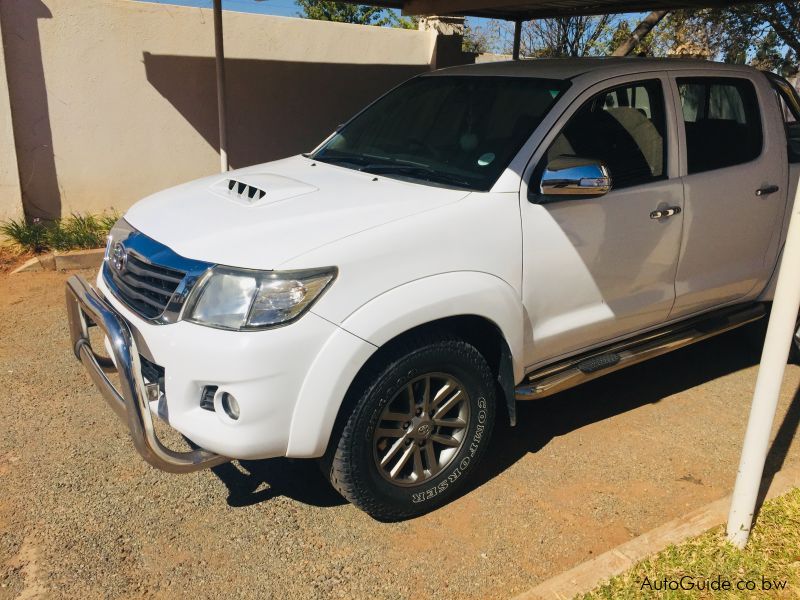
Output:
[{"left": 220, "top": 392, "right": 240, "bottom": 420}]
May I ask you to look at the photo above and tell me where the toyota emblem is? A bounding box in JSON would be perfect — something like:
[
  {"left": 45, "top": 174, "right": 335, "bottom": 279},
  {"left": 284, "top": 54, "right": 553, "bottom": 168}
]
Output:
[
  {"left": 416, "top": 423, "right": 432, "bottom": 437},
  {"left": 111, "top": 242, "right": 128, "bottom": 274}
]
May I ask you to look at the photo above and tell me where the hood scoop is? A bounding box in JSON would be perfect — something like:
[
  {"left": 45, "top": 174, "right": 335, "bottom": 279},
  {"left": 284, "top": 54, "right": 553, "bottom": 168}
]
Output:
[
  {"left": 211, "top": 173, "right": 318, "bottom": 207},
  {"left": 227, "top": 179, "right": 266, "bottom": 201}
]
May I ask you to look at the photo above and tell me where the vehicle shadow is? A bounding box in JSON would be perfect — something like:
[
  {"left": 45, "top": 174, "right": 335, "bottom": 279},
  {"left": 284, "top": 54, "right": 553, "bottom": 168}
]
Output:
[
  {"left": 211, "top": 325, "right": 800, "bottom": 515},
  {"left": 212, "top": 457, "right": 347, "bottom": 509},
  {"left": 467, "top": 325, "right": 799, "bottom": 498}
]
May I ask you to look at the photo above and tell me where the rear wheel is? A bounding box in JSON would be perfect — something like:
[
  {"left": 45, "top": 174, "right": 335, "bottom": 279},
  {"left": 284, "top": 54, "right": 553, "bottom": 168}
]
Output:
[{"left": 324, "top": 335, "right": 496, "bottom": 520}]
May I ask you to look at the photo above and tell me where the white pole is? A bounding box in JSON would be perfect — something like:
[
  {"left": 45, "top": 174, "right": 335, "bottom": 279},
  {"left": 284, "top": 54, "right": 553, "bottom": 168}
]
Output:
[
  {"left": 213, "top": 0, "right": 229, "bottom": 172},
  {"left": 727, "top": 179, "right": 800, "bottom": 548}
]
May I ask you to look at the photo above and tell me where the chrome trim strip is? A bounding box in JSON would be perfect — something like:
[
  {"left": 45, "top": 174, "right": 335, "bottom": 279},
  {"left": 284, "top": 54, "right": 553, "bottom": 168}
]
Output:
[
  {"left": 515, "top": 304, "right": 766, "bottom": 400},
  {"left": 103, "top": 229, "right": 214, "bottom": 325},
  {"left": 66, "top": 275, "right": 228, "bottom": 473}
]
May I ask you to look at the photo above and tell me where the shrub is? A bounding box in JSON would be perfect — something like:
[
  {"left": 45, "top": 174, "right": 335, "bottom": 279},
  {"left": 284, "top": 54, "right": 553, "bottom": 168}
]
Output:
[
  {"left": 0, "top": 212, "right": 119, "bottom": 254},
  {"left": 0, "top": 218, "right": 50, "bottom": 253}
]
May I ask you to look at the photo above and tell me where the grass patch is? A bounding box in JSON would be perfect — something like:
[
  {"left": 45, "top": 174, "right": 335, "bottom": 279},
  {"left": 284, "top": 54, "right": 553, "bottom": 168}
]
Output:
[
  {"left": 581, "top": 487, "right": 800, "bottom": 599},
  {"left": 0, "top": 213, "right": 118, "bottom": 254}
]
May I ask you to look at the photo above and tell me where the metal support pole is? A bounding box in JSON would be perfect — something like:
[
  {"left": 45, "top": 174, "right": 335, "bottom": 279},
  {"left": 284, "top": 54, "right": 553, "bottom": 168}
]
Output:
[
  {"left": 213, "top": 0, "right": 229, "bottom": 172},
  {"left": 512, "top": 19, "right": 522, "bottom": 60},
  {"left": 727, "top": 180, "right": 800, "bottom": 548}
]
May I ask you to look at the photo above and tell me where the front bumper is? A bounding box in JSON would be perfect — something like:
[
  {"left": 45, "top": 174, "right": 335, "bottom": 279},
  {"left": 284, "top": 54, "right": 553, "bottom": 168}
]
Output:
[{"left": 65, "top": 275, "right": 228, "bottom": 473}]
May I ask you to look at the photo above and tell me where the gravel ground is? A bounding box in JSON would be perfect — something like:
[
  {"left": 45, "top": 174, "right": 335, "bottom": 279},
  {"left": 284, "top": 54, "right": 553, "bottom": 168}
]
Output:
[{"left": 1, "top": 269, "right": 799, "bottom": 599}]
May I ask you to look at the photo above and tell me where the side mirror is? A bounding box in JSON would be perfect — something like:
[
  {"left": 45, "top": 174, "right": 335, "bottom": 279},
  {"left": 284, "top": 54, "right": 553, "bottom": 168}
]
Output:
[{"left": 539, "top": 156, "right": 612, "bottom": 198}]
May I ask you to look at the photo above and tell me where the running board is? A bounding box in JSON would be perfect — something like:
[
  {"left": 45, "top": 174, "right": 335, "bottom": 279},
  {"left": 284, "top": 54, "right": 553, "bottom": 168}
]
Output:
[{"left": 515, "top": 304, "right": 766, "bottom": 401}]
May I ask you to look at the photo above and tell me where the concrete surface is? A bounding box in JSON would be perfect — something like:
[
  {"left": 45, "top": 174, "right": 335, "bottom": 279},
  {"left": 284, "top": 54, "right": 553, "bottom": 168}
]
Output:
[
  {"left": 1, "top": 269, "right": 799, "bottom": 599},
  {"left": 53, "top": 248, "right": 104, "bottom": 271},
  {"left": 9, "top": 257, "right": 42, "bottom": 274},
  {"left": 10, "top": 249, "right": 103, "bottom": 274}
]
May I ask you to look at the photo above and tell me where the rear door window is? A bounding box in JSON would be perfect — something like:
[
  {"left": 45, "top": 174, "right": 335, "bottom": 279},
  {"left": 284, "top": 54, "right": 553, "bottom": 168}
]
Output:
[{"left": 677, "top": 78, "right": 763, "bottom": 174}]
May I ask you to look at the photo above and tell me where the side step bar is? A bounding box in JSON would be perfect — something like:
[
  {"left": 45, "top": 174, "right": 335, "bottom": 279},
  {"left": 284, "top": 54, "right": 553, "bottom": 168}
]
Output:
[{"left": 515, "top": 303, "right": 766, "bottom": 401}]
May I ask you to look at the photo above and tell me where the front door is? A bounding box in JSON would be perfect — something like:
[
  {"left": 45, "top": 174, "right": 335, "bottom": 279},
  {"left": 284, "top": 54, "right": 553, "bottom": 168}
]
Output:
[
  {"left": 669, "top": 73, "right": 788, "bottom": 318},
  {"left": 521, "top": 76, "right": 684, "bottom": 367}
]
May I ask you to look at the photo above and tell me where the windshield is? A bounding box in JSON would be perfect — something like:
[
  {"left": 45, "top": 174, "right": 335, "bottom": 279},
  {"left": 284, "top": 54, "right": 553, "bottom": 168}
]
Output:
[{"left": 312, "top": 75, "right": 569, "bottom": 191}]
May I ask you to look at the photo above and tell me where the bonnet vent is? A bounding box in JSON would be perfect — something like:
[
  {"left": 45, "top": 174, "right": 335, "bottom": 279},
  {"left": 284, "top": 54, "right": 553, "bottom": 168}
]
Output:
[
  {"left": 226, "top": 179, "right": 267, "bottom": 202},
  {"left": 211, "top": 173, "right": 318, "bottom": 206}
]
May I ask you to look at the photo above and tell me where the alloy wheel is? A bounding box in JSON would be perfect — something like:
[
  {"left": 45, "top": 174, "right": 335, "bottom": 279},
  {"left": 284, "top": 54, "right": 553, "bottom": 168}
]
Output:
[{"left": 372, "top": 373, "right": 470, "bottom": 487}]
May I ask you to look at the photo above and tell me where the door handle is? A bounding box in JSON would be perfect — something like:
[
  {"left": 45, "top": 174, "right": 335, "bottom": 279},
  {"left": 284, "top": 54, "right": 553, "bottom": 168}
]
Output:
[
  {"left": 756, "top": 185, "right": 780, "bottom": 197},
  {"left": 650, "top": 206, "right": 682, "bottom": 220}
]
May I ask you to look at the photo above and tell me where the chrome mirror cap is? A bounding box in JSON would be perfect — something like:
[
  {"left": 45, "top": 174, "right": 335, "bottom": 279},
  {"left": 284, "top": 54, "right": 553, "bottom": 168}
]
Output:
[{"left": 539, "top": 156, "right": 612, "bottom": 197}]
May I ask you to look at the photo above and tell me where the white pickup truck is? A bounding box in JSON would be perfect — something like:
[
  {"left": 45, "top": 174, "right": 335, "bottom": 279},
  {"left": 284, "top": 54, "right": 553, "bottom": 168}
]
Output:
[{"left": 66, "top": 58, "right": 800, "bottom": 520}]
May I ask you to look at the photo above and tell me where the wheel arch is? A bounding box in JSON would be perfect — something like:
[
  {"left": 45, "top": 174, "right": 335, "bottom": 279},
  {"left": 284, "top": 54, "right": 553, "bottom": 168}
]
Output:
[
  {"left": 286, "top": 272, "right": 527, "bottom": 458},
  {"left": 355, "top": 313, "right": 519, "bottom": 426},
  {"left": 340, "top": 271, "right": 526, "bottom": 377}
]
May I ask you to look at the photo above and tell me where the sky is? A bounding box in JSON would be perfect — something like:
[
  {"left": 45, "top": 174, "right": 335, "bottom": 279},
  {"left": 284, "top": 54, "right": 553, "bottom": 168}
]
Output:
[
  {"left": 134, "top": 0, "right": 506, "bottom": 27},
  {"left": 137, "top": 0, "right": 379, "bottom": 19},
  {"left": 134, "top": 1, "right": 649, "bottom": 37}
]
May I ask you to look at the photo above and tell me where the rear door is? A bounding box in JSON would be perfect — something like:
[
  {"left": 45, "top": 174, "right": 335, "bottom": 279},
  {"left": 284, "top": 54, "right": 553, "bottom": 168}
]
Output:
[{"left": 669, "top": 72, "right": 788, "bottom": 318}]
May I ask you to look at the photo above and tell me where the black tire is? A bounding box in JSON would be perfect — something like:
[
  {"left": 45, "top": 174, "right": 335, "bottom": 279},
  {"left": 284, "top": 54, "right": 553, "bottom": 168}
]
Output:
[{"left": 324, "top": 334, "right": 496, "bottom": 521}]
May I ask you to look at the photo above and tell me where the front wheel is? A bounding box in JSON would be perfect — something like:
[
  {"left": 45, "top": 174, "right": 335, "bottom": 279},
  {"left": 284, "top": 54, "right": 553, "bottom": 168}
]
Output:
[{"left": 324, "top": 335, "right": 496, "bottom": 520}]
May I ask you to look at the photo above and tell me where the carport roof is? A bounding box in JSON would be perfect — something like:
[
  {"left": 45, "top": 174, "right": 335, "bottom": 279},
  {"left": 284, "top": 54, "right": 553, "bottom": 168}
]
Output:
[{"left": 339, "top": 0, "right": 766, "bottom": 19}]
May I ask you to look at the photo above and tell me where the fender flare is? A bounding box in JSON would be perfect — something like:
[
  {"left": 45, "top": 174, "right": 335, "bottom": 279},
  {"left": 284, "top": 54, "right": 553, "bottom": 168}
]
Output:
[
  {"left": 340, "top": 272, "right": 527, "bottom": 379},
  {"left": 285, "top": 272, "right": 527, "bottom": 457}
]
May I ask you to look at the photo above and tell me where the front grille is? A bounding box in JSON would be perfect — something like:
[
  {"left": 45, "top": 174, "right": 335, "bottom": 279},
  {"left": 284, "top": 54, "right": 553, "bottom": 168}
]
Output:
[{"left": 106, "top": 252, "right": 185, "bottom": 319}]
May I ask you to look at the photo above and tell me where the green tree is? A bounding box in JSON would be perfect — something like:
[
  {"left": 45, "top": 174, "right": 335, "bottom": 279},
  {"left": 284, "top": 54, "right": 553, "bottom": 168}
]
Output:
[
  {"left": 610, "top": 10, "right": 668, "bottom": 56},
  {"left": 723, "top": 3, "right": 799, "bottom": 75},
  {"left": 296, "top": 1, "right": 393, "bottom": 26},
  {"left": 605, "top": 17, "right": 665, "bottom": 56},
  {"left": 634, "top": 4, "right": 799, "bottom": 75},
  {"left": 607, "top": 10, "right": 744, "bottom": 62},
  {"left": 387, "top": 12, "right": 418, "bottom": 29}
]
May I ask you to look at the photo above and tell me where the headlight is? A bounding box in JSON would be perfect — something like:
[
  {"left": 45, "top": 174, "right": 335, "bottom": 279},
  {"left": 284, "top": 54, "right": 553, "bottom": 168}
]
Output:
[{"left": 185, "top": 266, "right": 337, "bottom": 331}]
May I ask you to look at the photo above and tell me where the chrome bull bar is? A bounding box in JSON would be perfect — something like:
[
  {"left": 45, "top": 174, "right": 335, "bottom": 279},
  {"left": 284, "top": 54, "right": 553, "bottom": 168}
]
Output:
[{"left": 65, "top": 275, "right": 228, "bottom": 473}]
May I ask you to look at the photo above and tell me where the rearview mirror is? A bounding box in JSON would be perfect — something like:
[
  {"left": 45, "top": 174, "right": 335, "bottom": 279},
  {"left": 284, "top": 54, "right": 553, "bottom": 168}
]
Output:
[{"left": 539, "top": 157, "right": 612, "bottom": 198}]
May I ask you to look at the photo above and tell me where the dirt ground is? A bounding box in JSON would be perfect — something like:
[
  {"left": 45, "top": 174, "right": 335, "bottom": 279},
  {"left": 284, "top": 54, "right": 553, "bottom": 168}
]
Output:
[{"left": 1, "top": 268, "right": 799, "bottom": 599}]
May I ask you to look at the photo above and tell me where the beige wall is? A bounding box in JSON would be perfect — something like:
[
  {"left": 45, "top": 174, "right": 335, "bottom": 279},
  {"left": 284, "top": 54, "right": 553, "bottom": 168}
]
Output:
[
  {"left": 0, "top": 21, "right": 22, "bottom": 223},
  {"left": 0, "top": 0, "right": 440, "bottom": 219}
]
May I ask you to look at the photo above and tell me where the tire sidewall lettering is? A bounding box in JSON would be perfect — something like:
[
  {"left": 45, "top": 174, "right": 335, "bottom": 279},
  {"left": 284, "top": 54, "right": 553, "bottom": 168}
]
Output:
[
  {"left": 410, "top": 395, "right": 488, "bottom": 504},
  {"left": 346, "top": 343, "right": 496, "bottom": 518}
]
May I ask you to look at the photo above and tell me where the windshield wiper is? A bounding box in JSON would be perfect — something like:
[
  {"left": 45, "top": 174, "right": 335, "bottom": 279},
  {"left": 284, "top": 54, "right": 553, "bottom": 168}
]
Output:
[
  {"left": 315, "top": 154, "right": 474, "bottom": 189},
  {"left": 314, "top": 153, "right": 372, "bottom": 167},
  {"left": 317, "top": 153, "right": 430, "bottom": 169},
  {"left": 360, "top": 164, "right": 473, "bottom": 189}
]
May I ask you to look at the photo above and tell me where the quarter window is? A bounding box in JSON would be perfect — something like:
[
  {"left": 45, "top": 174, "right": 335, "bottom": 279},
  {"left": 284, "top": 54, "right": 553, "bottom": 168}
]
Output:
[
  {"left": 543, "top": 80, "right": 666, "bottom": 190},
  {"left": 677, "top": 78, "right": 762, "bottom": 174}
]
